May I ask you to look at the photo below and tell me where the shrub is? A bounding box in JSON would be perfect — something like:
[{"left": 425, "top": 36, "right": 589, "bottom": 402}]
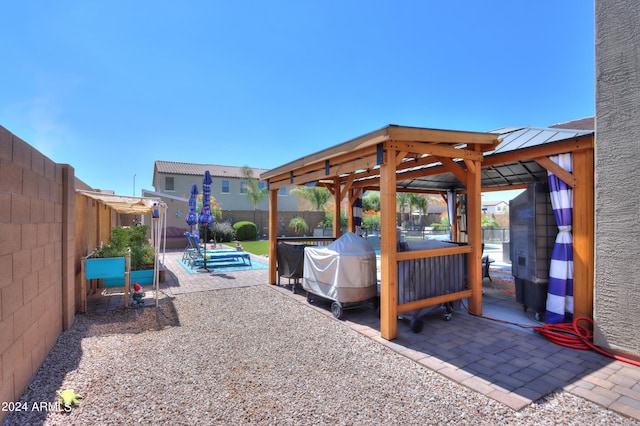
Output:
[
  {"left": 289, "top": 217, "right": 309, "bottom": 236},
  {"left": 233, "top": 221, "right": 257, "bottom": 241},
  {"left": 198, "top": 224, "right": 214, "bottom": 243},
  {"left": 318, "top": 210, "right": 347, "bottom": 228},
  {"left": 362, "top": 210, "right": 380, "bottom": 231},
  {"left": 212, "top": 222, "right": 235, "bottom": 242}
]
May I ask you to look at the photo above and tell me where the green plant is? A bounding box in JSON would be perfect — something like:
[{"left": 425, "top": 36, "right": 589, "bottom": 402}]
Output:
[
  {"left": 233, "top": 221, "right": 258, "bottom": 241},
  {"left": 212, "top": 222, "right": 235, "bottom": 242},
  {"left": 91, "top": 225, "right": 155, "bottom": 270},
  {"left": 318, "top": 210, "right": 347, "bottom": 228},
  {"left": 289, "top": 217, "right": 309, "bottom": 236},
  {"left": 241, "top": 166, "right": 269, "bottom": 222},
  {"left": 481, "top": 216, "right": 500, "bottom": 229},
  {"left": 430, "top": 215, "right": 451, "bottom": 230},
  {"left": 362, "top": 191, "right": 380, "bottom": 212},
  {"left": 362, "top": 210, "right": 380, "bottom": 231}
]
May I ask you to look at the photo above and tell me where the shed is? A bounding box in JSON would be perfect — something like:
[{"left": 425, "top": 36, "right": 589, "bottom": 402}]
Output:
[{"left": 260, "top": 124, "right": 594, "bottom": 340}]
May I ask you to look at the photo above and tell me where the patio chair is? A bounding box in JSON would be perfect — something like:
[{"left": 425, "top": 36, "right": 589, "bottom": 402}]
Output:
[
  {"left": 482, "top": 243, "right": 494, "bottom": 281},
  {"left": 182, "top": 232, "right": 197, "bottom": 262}
]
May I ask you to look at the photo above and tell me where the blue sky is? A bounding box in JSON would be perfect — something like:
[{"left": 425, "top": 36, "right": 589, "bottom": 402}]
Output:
[{"left": 1, "top": 1, "right": 594, "bottom": 202}]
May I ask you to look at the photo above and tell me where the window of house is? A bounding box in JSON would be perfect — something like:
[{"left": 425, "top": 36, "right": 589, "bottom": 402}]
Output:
[
  {"left": 222, "top": 180, "right": 230, "bottom": 194},
  {"left": 165, "top": 176, "right": 174, "bottom": 191},
  {"left": 258, "top": 182, "right": 266, "bottom": 190},
  {"left": 278, "top": 187, "right": 287, "bottom": 196},
  {"left": 240, "top": 181, "right": 247, "bottom": 194}
]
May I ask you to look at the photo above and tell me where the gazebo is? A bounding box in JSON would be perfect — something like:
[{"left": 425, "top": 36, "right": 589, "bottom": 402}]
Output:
[{"left": 260, "top": 125, "right": 594, "bottom": 340}]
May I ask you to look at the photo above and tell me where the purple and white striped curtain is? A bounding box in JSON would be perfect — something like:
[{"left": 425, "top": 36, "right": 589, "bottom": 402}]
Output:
[
  {"left": 545, "top": 153, "right": 574, "bottom": 324},
  {"left": 353, "top": 197, "right": 362, "bottom": 235}
]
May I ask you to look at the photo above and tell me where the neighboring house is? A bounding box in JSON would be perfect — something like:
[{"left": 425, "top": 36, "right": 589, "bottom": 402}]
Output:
[
  {"left": 152, "top": 161, "right": 299, "bottom": 211},
  {"left": 481, "top": 200, "right": 508, "bottom": 214}
]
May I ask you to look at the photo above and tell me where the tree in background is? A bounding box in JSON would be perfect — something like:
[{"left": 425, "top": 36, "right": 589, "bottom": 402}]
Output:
[
  {"left": 481, "top": 215, "right": 501, "bottom": 229},
  {"left": 396, "top": 193, "right": 409, "bottom": 225},
  {"left": 408, "top": 193, "right": 429, "bottom": 226},
  {"left": 291, "top": 186, "right": 332, "bottom": 210},
  {"left": 241, "top": 166, "right": 269, "bottom": 225},
  {"left": 362, "top": 191, "right": 380, "bottom": 212}
]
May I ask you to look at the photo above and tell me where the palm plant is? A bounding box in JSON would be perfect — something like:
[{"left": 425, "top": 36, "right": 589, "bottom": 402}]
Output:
[
  {"left": 408, "top": 193, "right": 429, "bottom": 226},
  {"left": 241, "top": 166, "right": 269, "bottom": 225},
  {"left": 396, "top": 193, "right": 409, "bottom": 225},
  {"left": 289, "top": 217, "right": 309, "bottom": 236},
  {"left": 291, "top": 186, "right": 332, "bottom": 210}
]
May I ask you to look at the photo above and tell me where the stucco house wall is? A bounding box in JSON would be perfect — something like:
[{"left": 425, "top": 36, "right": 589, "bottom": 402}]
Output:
[
  {"left": 594, "top": 0, "right": 640, "bottom": 356},
  {"left": 152, "top": 161, "right": 299, "bottom": 212}
]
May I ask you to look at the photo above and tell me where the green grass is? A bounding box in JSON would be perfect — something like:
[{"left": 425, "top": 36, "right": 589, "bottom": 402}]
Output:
[{"left": 235, "top": 240, "right": 269, "bottom": 256}]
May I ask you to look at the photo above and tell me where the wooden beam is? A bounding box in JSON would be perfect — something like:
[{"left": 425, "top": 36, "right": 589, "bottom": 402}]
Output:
[
  {"left": 386, "top": 126, "right": 500, "bottom": 145},
  {"left": 396, "top": 244, "right": 472, "bottom": 261},
  {"left": 436, "top": 156, "right": 467, "bottom": 183},
  {"left": 387, "top": 140, "right": 484, "bottom": 161},
  {"left": 379, "top": 148, "right": 398, "bottom": 340},
  {"left": 333, "top": 177, "right": 341, "bottom": 238},
  {"left": 573, "top": 149, "right": 594, "bottom": 319},
  {"left": 398, "top": 290, "right": 473, "bottom": 313},
  {"left": 340, "top": 173, "right": 356, "bottom": 201},
  {"left": 277, "top": 155, "right": 379, "bottom": 189},
  {"left": 466, "top": 154, "right": 483, "bottom": 315},
  {"left": 268, "top": 190, "right": 278, "bottom": 284},
  {"left": 478, "top": 183, "right": 529, "bottom": 193},
  {"left": 482, "top": 136, "right": 594, "bottom": 168},
  {"left": 463, "top": 158, "right": 477, "bottom": 175},
  {"left": 534, "top": 156, "right": 577, "bottom": 188},
  {"left": 263, "top": 145, "right": 379, "bottom": 184}
]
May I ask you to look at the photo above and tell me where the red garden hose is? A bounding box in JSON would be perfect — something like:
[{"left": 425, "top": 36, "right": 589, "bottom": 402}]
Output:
[
  {"left": 461, "top": 300, "right": 640, "bottom": 367},
  {"left": 534, "top": 317, "right": 640, "bottom": 367}
]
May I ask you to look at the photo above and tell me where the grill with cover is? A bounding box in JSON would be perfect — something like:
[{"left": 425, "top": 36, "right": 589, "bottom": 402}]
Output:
[{"left": 302, "top": 232, "right": 378, "bottom": 319}]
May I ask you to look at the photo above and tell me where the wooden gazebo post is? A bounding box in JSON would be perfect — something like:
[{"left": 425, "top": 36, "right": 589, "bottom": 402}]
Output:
[
  {"left": 465, "top": 147, "right": 484, "bottom": 315},
  {"left": 332, "top": 177, "right": 341, "bottom": 238},
  {"left": 380, "top": 143, "right": 399, "bottom": 340},
  {"left": 268, "top": 188, "right": 278, "bottom": 284}
]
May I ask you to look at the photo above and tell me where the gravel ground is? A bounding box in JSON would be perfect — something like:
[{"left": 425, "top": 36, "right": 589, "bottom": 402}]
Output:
[{"left": 4, "top": 285, "right": 638, "bottom": 425}]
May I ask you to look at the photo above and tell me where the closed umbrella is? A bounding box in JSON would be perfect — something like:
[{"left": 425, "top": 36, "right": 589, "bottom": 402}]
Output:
[
  {"left": 186, "top": 184, "right": 199, "bottom": 231},
  {"left": 199, "top": 171, "right": 214, "bottom": 271}
]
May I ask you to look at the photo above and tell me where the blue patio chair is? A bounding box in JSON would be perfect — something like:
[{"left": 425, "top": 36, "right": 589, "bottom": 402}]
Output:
[{"left": 182, "top": 232, "right": 197, "bottom": 262}]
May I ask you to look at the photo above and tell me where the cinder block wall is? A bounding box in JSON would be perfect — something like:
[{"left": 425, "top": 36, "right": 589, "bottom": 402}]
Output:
[
  {"left": 0, "top": 125, "right": 76, "bottom": 421},
  {"left": 594, "top": 0, "right": 640, "bottom": 357}
]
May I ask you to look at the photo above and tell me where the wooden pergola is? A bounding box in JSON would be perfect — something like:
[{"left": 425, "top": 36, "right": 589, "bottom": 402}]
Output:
[{"left": 260, "top": 124, "right": 594, "bottom": 340}]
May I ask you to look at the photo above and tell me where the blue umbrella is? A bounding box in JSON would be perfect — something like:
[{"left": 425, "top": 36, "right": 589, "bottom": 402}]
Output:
[
  {"left": 198, "top": 171, "right": 214, "bottom": 271},
  {"left": 186, "top": 184, "right": 199, "bottom": 230}
]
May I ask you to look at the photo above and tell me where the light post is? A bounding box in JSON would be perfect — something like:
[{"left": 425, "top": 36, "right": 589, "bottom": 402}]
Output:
[{"left": 133, "top": 174, "right": 136, "bottom": 196}]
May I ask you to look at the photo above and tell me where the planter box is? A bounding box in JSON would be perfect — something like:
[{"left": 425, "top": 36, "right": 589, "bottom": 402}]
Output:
[
  {"left": 104, "top": 269, "right": 154, "bottom": 288},
  {"left": 85, "top": 257, "right": 126, "bottom": 280}
]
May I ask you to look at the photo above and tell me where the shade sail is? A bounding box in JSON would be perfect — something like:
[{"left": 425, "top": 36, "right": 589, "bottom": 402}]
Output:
[{"left": 77, "top": 190, "right": 163, "bottom": 214}]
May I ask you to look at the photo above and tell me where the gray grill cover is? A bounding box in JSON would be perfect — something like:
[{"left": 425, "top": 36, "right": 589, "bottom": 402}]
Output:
[{"left": 302, "top": 232, "right": 377, "bottom": 303}]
